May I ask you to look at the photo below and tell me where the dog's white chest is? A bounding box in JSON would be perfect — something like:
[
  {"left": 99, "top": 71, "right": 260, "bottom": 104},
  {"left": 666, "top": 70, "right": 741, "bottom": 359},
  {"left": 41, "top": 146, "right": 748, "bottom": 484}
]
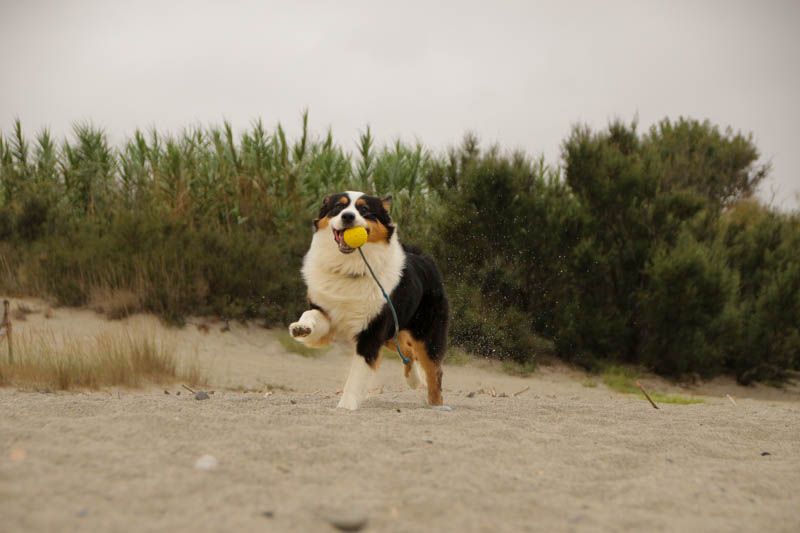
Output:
[
  {"left": 307, "top": 276, "right": 386, "bottom": 341},
  {"left": 301, "top": 234, "right": 405, "bottom": 342}
]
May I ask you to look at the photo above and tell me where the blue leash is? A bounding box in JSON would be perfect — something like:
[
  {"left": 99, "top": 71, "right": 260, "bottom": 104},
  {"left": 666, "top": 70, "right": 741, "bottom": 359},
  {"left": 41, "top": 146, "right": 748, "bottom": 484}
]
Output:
[{"left": 358, "top": 248, "right": 411, "bottom": 365}]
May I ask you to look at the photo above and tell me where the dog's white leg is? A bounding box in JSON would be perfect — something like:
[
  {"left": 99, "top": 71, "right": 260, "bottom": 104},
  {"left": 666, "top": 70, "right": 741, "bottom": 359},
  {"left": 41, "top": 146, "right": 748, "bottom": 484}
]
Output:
[
  {"left": 289, "top": 310, "right": 330, "bottom": 345},
  {"left": 337, "top": 354, "right": 374, "bottom": 410}
]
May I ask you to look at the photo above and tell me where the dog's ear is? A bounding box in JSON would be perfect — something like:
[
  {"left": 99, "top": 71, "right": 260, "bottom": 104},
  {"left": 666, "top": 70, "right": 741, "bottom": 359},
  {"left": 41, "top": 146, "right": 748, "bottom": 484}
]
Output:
[
  {"left": 320, "top": 194, "right": 332, "bottom": 211},
  {"left": 381, "top": 194, "right": 392, "bottom": 212}
]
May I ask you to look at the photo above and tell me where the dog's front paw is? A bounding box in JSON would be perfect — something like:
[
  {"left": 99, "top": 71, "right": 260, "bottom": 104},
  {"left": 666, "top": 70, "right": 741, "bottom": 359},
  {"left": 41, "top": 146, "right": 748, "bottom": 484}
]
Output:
[
  {"left": 337, "top": 395, "right": 360, "bottom": 411},
  {"left": 289, "top": 322, "right": 312, "bottom": 339}
]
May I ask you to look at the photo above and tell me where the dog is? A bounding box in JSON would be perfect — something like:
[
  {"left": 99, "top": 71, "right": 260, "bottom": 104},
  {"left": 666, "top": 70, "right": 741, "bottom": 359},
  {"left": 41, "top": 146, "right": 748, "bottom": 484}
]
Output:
[{"left": 289, "top": 191, "right": 449, "bottom": 410}]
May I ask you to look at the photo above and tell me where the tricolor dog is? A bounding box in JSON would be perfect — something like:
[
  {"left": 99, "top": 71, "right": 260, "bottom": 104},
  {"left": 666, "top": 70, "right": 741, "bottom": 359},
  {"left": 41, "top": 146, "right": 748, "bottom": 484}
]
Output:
[{"left": 289, "top": 192, "right": 449, "bottom": 410}]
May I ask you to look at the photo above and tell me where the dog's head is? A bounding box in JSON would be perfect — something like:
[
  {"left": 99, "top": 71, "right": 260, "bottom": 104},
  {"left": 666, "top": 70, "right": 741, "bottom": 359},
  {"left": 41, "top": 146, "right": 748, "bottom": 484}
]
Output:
[{"left": 313, "top": 191, "right": 394, "bottom": 254}]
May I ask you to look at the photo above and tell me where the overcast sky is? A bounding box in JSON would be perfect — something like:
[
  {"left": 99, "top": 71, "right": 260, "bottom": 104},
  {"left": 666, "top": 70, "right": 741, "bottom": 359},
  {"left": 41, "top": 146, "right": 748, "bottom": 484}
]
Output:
[{"left": 2, "top": 0, "right": 798, "bottom": 208}]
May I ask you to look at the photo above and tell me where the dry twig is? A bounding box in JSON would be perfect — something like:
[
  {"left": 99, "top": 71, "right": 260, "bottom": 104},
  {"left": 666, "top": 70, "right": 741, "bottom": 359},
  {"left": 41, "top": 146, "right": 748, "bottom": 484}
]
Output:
[
  {"left": 635, "top": 381, "right": 660, "bottom": 410},
  {"left": 1, "top": 300, "right": 12, "bottom": 364}
]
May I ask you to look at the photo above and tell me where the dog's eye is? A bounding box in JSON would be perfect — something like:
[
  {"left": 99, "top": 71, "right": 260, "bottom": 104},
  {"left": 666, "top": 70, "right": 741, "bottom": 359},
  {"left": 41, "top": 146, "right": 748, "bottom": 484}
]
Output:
[{"left": 358, "top": 205, "right": 375, "bottom": 219}]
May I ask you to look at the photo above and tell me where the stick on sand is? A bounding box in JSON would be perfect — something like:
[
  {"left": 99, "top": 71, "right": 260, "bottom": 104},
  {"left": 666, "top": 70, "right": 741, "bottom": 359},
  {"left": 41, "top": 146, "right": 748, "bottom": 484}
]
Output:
[
  {"left": 635, "top": 381, "right": 660, "bottom": 410},
  {"left": 1, "top": 300, "right": 12, "bottom": 364}
]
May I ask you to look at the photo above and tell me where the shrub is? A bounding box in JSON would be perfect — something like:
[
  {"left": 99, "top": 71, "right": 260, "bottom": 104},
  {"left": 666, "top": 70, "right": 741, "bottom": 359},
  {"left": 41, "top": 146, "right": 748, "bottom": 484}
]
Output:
[
  {"left": 638, "top": 231, "right": 739, "bottom": 377},
  {"left": 1, "top": 116, "right": 797, "bottom": 384},
  {"left": 721, "top": 202, "right": 800, "bottom": 382}
]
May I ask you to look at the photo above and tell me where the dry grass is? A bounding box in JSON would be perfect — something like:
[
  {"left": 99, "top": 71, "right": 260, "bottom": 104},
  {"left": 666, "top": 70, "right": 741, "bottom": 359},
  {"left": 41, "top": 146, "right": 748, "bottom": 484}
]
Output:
[
  {"left": 444, "top": 346, "right": 474, "bottom": 366},
  {"left": 0, "top": 327, "right": 204, "bottom": 390},
  {"left": 501, "top": 359, "right": 537, "bottom": 377},
  {"left": 10, "top": 302, "right": 37, "bottom": 322},
  {"left": 89, "top": 287, "right": 142, "bottom": 320}
]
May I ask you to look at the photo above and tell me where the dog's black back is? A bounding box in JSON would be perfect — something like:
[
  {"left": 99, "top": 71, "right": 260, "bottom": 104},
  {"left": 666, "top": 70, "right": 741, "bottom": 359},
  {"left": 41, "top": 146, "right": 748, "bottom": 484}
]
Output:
[{"left": 356, "top": 244, "right": 449, "bottom": 366}]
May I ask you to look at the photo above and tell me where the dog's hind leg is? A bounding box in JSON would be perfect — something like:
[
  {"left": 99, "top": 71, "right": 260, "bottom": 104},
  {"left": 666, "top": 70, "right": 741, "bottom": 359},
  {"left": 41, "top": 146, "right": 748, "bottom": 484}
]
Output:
[
  {"left": 386, "top": 331, "right": 422, "bottom": 390},
  {"left": 413, "top": 340, "right": 443, "bottom": 406},
  {"left": 404, "top": 362, "right": 423, "bottom": 390}
]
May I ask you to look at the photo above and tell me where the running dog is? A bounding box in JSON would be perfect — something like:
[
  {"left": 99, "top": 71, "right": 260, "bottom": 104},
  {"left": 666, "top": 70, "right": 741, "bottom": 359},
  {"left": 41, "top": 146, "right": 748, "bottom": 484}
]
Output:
[{"left": 289, "top": 191, "right": 449, "bottom": 410}]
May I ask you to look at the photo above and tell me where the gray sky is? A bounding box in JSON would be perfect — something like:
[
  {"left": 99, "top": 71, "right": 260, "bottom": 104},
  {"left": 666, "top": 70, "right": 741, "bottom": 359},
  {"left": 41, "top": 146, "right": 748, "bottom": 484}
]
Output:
[{"left": 2, "top": 0, "right": 799, "bottom": 208}]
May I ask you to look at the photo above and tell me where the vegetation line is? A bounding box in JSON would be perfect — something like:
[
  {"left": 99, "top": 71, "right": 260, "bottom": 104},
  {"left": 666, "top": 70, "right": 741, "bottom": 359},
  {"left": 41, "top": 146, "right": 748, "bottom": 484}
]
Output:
[{"left": 1, "top": 114, "right": 798, "bottom": 384}]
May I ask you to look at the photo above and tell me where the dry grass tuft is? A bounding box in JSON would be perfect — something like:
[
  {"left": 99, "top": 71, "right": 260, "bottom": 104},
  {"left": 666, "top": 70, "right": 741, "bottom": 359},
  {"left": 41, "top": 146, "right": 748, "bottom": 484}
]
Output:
[
  {"left": 11, "top": 303, "right": 37, "bottom": 321},
  {"left": 501, "top": 359, "right": 537, "bottom": 377},
  {"left": 0, "top": 327, "right": 205, "bottom": 390},
  {"left": 89, "top": 287, "right": 142, "bottom": 320},
  {"left": 444, "top": 346, "right": 474, "bottom": 366}
]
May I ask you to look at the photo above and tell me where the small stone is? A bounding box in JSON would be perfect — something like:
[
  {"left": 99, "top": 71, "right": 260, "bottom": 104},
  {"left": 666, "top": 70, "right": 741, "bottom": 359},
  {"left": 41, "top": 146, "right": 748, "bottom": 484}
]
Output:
[
  {"left": 176, "top": 391, "right": 181, "bottom": 396},
  {"left": 163, "top": 390, "right": 170, "bottom": 395},
  {"left": 761, "top": 451, "right": 771, "bottom": 456},
  {"left": 328, "top": 513, "right": 368, "bottom": 532},
  {"left": 194, "top": 454, "right": 218, "bottom": 471},
  {"left": 261, "top": 511, "right": 274, "bottom": 518},
  {"left": 290, "top": 399, "right": 297, "bottom": 405},
  {"left": 396, "top": 408, "right": 401, "bottom": 413},
  {"left": 194, "top": 391, "right": 210, "bottom": 401},
  {"left": 466, "top": 391, "right": 476, "bottom": 398},
  {"left": 424, "top": 439, "right": 434, "bottom": 444}
]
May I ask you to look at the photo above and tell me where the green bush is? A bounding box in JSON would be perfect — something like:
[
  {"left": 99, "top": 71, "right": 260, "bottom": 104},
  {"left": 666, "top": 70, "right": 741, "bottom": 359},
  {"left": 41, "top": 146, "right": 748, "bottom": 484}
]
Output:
[
  {"left": 1, "top": 116, "right": 797, "bottom": 384},
  {"left": 638, "top": 231, "right": 739, "bottom": 377},
  {"left": 720, "top": 202, "right": 800, "bottom": 382}
]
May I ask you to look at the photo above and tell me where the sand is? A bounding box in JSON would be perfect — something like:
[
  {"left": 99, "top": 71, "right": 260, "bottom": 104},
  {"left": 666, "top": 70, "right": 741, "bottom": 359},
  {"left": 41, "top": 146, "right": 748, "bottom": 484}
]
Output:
[{"left": 1, "top": 300, "right": 799, "bottom": 532}]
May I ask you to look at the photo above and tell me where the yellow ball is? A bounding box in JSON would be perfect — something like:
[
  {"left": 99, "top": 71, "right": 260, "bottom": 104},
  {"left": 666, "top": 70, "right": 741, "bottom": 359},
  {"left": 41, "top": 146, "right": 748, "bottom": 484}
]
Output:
[{"left": 343, "top": 226, "right": 368, "bottom": 248}]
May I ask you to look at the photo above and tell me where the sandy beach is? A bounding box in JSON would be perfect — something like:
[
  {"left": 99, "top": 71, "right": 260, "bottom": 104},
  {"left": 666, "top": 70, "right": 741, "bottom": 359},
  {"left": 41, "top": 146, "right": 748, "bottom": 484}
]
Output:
[{"left": 2, "top": 301, "right": 799, "bottom": 532}]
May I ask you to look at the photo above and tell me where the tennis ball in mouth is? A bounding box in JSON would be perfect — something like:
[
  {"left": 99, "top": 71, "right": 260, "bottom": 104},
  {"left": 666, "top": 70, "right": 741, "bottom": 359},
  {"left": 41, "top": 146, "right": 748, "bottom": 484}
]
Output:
[{"left": 343, "top": 226, "right": 368, "bottom": 248}]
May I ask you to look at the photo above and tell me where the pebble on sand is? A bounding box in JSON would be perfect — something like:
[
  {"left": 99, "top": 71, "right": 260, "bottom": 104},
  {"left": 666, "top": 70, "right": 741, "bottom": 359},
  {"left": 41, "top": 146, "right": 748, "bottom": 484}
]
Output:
[
  {"left": 194, "top": 391, "right": 210, "bottom": 400},
  {"left": 327, "top": 513, "right": 368, "bottom": 532},
  {"left": 194, "top": 454, "right": 218, "bottom": 471}
]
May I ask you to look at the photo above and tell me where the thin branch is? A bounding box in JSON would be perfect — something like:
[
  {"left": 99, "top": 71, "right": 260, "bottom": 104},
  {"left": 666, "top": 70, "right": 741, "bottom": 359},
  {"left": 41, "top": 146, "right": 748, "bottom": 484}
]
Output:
[{"left": 635, "top": 381, "right": 659, "bottom": 410}]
